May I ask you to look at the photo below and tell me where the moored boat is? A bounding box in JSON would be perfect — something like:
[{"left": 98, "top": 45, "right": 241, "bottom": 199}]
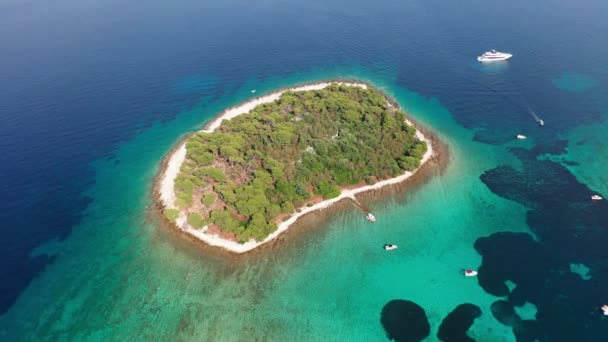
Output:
[
  {"left": 591, "top": 195, "right": 603, "bottom": 201},
  {"left": 366, "top": 213, "right": 376, "bottom": 222},
  {"left": 462, "top": 269, "right": 478, "bottom": 277},
  {"left": 516, "top": 134, "right": 527, "bottom": 140},
  {"left": 384, "top": 244, "right": 398, "bottom": 251}
]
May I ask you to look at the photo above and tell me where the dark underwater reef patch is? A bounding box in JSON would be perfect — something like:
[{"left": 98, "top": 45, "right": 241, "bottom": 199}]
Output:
[
  {"left": 490, "top": 300, "right": 542, "bottom": 342},
  {"left": 474, "top": 232, "right": 551, "bottom": 298},
  {"left": 478, "top": 144, "right": 608, "bottom": 341},
  {"left": 490, "top": 300, "right": 520, "bottom": 327},
  {"left": 473, "top": 129, "right": 518, "bottom": 145},
  {"left": 513, "top": 319, "right": 542, "bottom": 342},
  {"left": 380, "top": 299, "right": 430, "bottom": 342},
  {"left": 437, "top": 303, "right": 481, "bottom": 342}
]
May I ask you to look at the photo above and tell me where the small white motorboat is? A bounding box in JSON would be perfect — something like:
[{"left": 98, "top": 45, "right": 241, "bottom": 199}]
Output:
[
  {"left": 591, "top": 195, "right": 603, "bottom": 201},
  {"left": 462, "top": 269, "right": 478, "bottom": 277},
  {"left": 251, "top": 89, "right": 257, "bottom": 93},
  {"left": 516, "top": 134, "right": 527, "bottom": 140},
  {"left": 538, "top": 119, "right": 544, "bottom": 126},
  {"left": 366, "top": 213, "right": 376, "bottom": 223},
  {"left": 384, "top": 244, "right": 398, "bottom": 251},
  {"left": 602, "top": 305, "right": 608, "bottom": 316}
]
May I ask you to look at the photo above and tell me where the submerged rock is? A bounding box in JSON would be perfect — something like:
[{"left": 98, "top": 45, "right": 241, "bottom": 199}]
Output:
[
  {"left": 437, "top": 303, "right": 482, "bottom": 342},
  {"left": 491, "top": 300, "right": 521, "bottom": 327},
  {"left": 380, "top": 299, "right": 430, "bottom": 342},
  {"left": 513, "top": 319, "right": 542, "bottom": 342}
]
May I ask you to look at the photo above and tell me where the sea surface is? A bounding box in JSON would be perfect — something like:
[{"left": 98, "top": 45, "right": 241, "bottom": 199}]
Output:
[{"left": 1, "top": 0, "right": 608, "bottom": 340}]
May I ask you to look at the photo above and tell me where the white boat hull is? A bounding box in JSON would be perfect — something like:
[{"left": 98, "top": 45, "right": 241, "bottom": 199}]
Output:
[
  {"left": 477, "top": 54, "right": 513, "bottom": 62},
  {"left": 366, "top": 213, "right": 376, "bottom": 222},
  {"left": 462, "top": 269, "right": 478, "bottom": 277}
]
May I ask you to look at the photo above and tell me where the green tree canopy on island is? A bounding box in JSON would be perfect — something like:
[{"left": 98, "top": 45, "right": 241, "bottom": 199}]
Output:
[{"left": 174, "top": 84, "right": 427, "bottom": 242}]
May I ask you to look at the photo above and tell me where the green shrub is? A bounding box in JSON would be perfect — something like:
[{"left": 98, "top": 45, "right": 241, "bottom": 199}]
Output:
[
  {"left": 191, "top": 151, "right": 214, "bottom": 166},
  {"left": 281, "top": 201, "right": 295, "bottom": 213},
  {"left": 200, "top": 167, "right": 226, "bottom": 182},
  {"left": 175, "top": 191, "right": 193, "bottom": 207},
  {"left": 202, "top": 194, "right": 215, "bottom": 207},
  {"left": 163, "top": 209, "right": 179, "bottom": 222},
  {"left": 187, "top": 213, "right": 205, "bottom": 228},
  {"left": 174, "top": 176, "right": 194, "bottom": 192},
  {"left": 398, "top": 156, "right": 420, "bottom": 171},
  {"left": 409, "top": 141, "right": 428, "bottom": 159},
  {"left": 314, "top": 180, "right": 341, "bottom": 199}
]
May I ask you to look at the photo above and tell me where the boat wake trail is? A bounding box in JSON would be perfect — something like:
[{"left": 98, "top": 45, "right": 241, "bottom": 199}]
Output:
[
  {"left": 438, "top": 47, "right": 546, "bottom": 126},
  {"left": 419, "top": 9, "right": 545, "bottom": 127},
  {"left": 525, "top": 104, "right": 543, "bottom": 124}
]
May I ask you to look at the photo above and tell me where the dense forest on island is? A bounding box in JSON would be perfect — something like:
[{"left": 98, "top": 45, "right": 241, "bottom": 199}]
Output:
[{"left": 167, "top": 84, "right": 427, "bottom": 242}]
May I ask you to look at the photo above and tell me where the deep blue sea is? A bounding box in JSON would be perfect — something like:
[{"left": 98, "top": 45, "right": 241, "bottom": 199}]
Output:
[{"left": 1, "top": 0, "right": 608, "bottom": 340}]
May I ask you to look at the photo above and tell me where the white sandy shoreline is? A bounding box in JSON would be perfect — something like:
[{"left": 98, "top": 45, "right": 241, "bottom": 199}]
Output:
[{"left": 158, "top": 81, "right": 434, "bottom": 253}]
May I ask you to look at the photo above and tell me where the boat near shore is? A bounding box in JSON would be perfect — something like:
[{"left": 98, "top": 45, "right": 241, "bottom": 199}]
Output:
[
  {"left": 591, "top": 195, "right": 603, "bottom": 201},
  {"left": 366, "top": 213, "right": 376, "bottom": 223}
]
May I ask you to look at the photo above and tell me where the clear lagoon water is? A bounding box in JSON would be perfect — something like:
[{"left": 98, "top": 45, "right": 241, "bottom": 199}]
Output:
[{"left": 1, "top": 0, "right": 608, "bottom": 340}]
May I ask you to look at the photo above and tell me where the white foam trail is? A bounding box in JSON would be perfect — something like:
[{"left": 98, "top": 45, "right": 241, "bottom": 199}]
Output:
[{"left": 525, "top": 104, "right": 542, "bottom": 123}]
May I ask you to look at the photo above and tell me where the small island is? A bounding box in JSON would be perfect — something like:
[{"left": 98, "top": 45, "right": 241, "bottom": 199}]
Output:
[{"left": 158, "top": 82, "right": 433, "bottom": 253}]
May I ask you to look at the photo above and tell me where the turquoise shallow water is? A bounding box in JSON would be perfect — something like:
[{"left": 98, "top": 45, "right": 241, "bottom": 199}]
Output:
[
  {"left": 2, "top": 0, "right": 608, "bottom": 340},
  {"left": 1, "top": 68, "right": 534, "bottom": 341}
]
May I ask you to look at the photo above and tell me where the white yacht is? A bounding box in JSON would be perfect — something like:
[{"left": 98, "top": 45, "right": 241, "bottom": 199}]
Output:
[
  {"left": 477, "top": 50, "right": 513, "bottom": 62},
  {"left": 538, "top": 119, "right": 544, "bottom": 126},
  {"left": 516, "top": 134, "right": 527, "bottom": 140},
  {"left": 591, "top": 195, "right": 603, "bottom": 201}
]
